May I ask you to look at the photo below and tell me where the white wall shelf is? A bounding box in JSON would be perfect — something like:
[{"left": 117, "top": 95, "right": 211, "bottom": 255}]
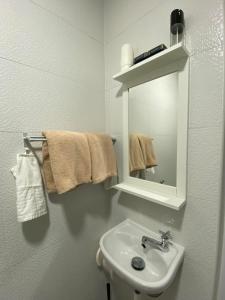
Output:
[
  {"left": 114, "top": 183, "right": 186, "bottom": 211},
  {"left": 113, "top": 43, "right": 189, "bottom": 84}
]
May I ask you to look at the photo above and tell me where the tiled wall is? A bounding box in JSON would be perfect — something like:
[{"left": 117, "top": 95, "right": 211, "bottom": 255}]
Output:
[
  {"left": 104, "top": 0, "right": 224, "bottom": 299},
  {"left": 0, "top": 0, "right": 110, "bottom": 299},
  {"left": 0, "top": 1, "right": 224, "bottom": 299}
]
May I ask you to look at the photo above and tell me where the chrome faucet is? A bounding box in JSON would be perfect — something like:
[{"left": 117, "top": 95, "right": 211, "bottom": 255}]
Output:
[{"left": 141, "top": 230, "right": 172, "bottom": 252}]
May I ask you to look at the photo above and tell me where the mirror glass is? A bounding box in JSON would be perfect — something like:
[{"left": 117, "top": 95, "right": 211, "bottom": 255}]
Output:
[{"left": 128, "top": 72, "right": 178, "bottom": 187}]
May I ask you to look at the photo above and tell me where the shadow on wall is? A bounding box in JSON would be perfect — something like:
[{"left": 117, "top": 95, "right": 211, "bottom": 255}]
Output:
[
  {"left": 22, "top": 213, "right": 50, "bottom": 244},
  {"left": 117, "top": 191, "right": 185, "bottom": 232},
  {"left": 49, "top": 183, "right": 111, "bottom": 236},
  {"left": 22, "top": 183, "right": 111, "bottom": 242},
  {"left": 24, "top": 184, "right": 111, "bottom": 300}
]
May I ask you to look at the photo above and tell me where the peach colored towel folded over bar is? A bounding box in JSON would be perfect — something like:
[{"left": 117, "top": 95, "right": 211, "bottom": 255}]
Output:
[
  {"left": 86, "top": 133, "right": 117, "bottom": 184},
  {"left": 138, "top": 134, "right": 157, "bottom": 168},
  {"left": 42, "top": 131, "right": 92, "bottom": 194},
  {"left": 42, "top": 131, "right": 117, "bottom": 194},
  {"left": 129, "top": 134, "right": 145, "bottom": 172}
]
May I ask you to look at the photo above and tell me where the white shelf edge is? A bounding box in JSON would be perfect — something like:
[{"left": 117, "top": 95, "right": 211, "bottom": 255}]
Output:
[
  {"left": 113, "top": 183, "right": 186, "bottom": 211},
  {"left": 113, "top": 43, "right": 189, "bottom": 83}
]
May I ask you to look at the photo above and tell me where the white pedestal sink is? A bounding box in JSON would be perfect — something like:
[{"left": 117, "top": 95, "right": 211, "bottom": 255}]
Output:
[{"left": 99, "top": 219, "right": 184, "bottom": 297}]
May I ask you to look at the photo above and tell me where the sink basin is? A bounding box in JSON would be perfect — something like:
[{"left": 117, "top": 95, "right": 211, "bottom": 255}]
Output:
[{"left": 99, "top": 219, "right": 184, "bottom": 296}]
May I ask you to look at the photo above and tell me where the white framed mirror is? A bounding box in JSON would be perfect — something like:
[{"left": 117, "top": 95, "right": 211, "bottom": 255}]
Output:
[{"left": 113, "top": 43, "right": 189, "bottom": 210}]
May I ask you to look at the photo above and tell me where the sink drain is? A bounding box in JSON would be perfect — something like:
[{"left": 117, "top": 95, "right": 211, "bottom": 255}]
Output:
[{"left": 131, "top": 256, "right": 145, "bottom": 271}]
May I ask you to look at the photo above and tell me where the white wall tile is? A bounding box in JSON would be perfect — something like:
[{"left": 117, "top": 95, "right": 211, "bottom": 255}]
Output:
[
  {"left": 105, "top": 89, "right": 110, "bottom": 133},
  {"left": 104, "top": 0, "right": 165, "bottom": 43},
  {"left": 0, "top": 59, "right": 105, "bottom": 132},
  {"left": 109, "top": 86, "right": 123, "bottom": 136},
  {"left": 0, "top": 0, "right": 104, "bottom": 91},
  {"left": 187, "top": 127, "right": 222, "bottom": 200},
  {"left": 189, "top": 48, "right": 224, "bottom": 128},
  {"left": 31, "top": 0, "right": 104, "bottom": 42}
]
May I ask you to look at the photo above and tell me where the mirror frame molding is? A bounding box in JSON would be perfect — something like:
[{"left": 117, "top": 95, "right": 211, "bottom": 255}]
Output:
[{"left": 113, "top": 43, "right": 189, "bottom": 210}]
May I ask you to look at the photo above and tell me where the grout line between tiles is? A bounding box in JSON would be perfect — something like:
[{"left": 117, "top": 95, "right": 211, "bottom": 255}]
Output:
[
  {"left": 104, "top": 0, "right": 166, "bottom": 46},
  {"left": 0, "top": 55, "right": 104, "bottom": 94},
  {"left": 29, "top": 0, "right": 104, "bottom": 46},
  {"left": 188, "top": 125, "right": 222, "bottom": 131}
]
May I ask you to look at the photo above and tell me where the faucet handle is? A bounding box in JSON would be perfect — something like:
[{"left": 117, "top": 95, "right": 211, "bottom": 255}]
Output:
[{"left": 159, "top": 230, "right": 172, "bottom": 240}]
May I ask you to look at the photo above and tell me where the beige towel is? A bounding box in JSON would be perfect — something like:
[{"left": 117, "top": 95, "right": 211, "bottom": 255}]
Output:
[
  {"left": 138, "top": 134, "right": 157, "bottom": 168},
  {"left": 42, "top": 131, "right": 92, "bottom": 194},
  {"left": 86, "top": 133, "right": 117, "bottom": 183},
  {"left": 42, "top": 141, "right": 57, "bottom": 193},
  {"left": 129, "top": 134, "right": 145, "bottom": 172}
]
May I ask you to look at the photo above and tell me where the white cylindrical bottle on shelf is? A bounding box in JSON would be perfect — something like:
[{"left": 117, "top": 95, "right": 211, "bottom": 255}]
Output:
[{"left": 120, "top": 43, "right": 133, "bottom": 71}]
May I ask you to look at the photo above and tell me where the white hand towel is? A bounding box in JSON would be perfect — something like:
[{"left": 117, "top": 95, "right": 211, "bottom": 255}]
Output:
[{"left": 11, "top": 153, "right": 48, "bottom": 222}]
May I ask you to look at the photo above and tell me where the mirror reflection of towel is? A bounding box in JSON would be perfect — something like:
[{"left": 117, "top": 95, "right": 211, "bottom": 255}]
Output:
[
  {"left": 138, "top": 134, "right": 157, "bottom": 168},
  {"left": 129, "top": 134, "right": 157, "bottom": 175},
  {"left": 129, "top": 134, "right": 145, "bottom": 172}
]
